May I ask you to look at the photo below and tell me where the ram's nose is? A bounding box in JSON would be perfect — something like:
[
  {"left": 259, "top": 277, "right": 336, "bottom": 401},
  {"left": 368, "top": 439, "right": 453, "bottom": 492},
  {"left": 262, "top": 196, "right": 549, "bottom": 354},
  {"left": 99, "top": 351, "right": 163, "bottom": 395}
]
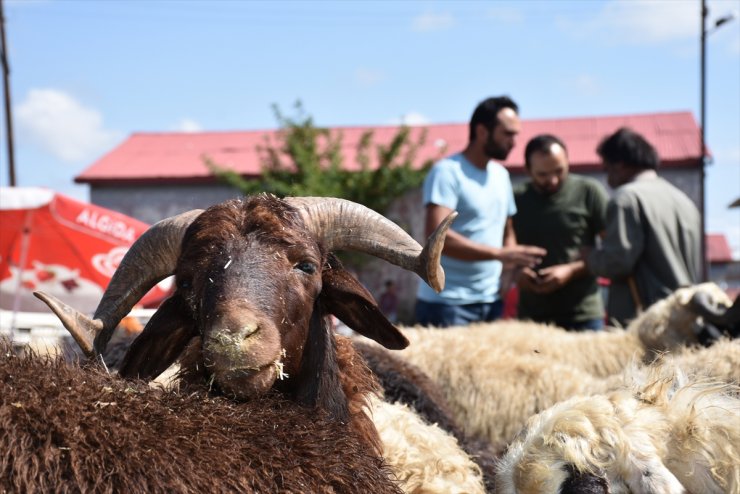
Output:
[
  {"left": 211, "top": 318, "right": 261, "bottom": 342},
  {"left": 235, "top": 322, "right": 259, "bottom": 339}
]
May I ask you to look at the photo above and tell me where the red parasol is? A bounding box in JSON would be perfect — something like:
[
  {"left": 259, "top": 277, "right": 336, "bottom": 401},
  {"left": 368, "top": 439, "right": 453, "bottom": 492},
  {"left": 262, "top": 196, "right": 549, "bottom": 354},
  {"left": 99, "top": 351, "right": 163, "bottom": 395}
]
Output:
[{"left": 0, "top": 187, "right": 171, "bottom": 315}]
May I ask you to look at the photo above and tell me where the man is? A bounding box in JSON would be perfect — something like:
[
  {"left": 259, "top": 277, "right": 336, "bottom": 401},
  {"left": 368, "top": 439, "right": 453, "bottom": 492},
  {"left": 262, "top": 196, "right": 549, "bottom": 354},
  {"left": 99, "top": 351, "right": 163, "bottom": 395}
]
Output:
[
  {"left": 415, "top": 96, "right": 546, "bottom": 327},
  {"left": 513, "top": 134, "right": 609, "bottom": 330},
  {"left": 585, "top": 127, "right": 701, "bottom": 326}
]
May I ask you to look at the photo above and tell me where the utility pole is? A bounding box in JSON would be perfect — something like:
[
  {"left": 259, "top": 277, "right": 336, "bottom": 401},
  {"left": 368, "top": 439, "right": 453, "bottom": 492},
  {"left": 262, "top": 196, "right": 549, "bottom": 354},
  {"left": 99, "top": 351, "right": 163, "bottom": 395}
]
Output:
[
  {"left": 700, "top": 0, "right": 707, "bottom": 281},
  {"left": 0, "top": 0, "right": 16, "bottom": 186},
  {"left": 700, "top": 0, "right": 736, "bottom": 281}
]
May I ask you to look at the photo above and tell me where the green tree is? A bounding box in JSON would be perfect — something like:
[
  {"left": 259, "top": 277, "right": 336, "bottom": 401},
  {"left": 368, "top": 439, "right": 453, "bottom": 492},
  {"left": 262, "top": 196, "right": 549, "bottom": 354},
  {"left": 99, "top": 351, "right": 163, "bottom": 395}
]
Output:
[{"left": 207, "top": 101, "right": 440, "bottom": 216}]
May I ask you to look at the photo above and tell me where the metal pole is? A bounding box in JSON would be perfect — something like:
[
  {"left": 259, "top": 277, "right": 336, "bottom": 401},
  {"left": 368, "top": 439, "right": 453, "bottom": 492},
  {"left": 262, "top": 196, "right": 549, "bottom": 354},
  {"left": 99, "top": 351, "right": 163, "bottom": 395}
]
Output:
[
  {"left": 699, "top": 0, "right": 707, "bottom": 281},
  {"left": 0, "top": 0, "right": 16, "bottom": 187}
]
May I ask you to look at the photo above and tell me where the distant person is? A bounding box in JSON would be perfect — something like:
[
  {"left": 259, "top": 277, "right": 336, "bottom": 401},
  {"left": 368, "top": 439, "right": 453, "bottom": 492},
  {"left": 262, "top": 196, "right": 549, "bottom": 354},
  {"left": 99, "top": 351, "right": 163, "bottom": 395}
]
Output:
[
  {"left": 584, "top": 127, "right": 702, "bottom": 326},
  {"left": 378, "top": 279, "right": 399, "bottom": 323},
  {"left": 415, "top": 96, "right": 546, "bottom": 327},
  {"left": 513, "top": 134, "right": 609, "bottom": 330}
]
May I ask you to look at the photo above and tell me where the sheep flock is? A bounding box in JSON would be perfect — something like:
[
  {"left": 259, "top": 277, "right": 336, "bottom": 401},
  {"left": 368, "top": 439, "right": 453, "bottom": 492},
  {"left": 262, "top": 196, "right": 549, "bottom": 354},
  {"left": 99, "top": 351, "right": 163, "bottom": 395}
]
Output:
[{"left": 2, "top": 195, "right": 739, "bottom": 494}]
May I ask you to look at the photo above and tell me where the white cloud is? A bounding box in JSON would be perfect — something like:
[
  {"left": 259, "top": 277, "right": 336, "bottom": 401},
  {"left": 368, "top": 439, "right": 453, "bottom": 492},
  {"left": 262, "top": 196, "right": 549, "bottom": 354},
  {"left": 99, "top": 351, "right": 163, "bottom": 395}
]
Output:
[
  {"left": 486, "top": 6, "right": 524, "bottom": 24},
  {"left": 174, "top": 118, "right": 203, "bottom": 133},
  {"left": 16, "top": 89, "right": 122, "bottom": 164},
  {"left": 557, "top": 0, "right": 737, "bottom": 44},
  {"left": 411, "top": 12, "right": 455, "bottom": 32},
  {"left": 354, "top": 67, "right": 386, "bottom": 87},
  {"left": 388, "top": 112, "right": 431, "bottom": 127},
  {"left": 401, "top": 112, "right": 431, "bottom": 126},
  {"left": 601, "top": 0, "right": 697, "bottom": 43}
]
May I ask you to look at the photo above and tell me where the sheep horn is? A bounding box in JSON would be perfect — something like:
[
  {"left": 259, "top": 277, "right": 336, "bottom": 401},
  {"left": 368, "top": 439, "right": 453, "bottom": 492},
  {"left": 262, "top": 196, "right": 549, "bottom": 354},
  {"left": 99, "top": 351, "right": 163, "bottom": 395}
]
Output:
[
  {"left": 34, "top": 209, "right": 204, "bottom": 358},
  {"left": 285, "top": 197, "right": 456, "bottom": 293}
]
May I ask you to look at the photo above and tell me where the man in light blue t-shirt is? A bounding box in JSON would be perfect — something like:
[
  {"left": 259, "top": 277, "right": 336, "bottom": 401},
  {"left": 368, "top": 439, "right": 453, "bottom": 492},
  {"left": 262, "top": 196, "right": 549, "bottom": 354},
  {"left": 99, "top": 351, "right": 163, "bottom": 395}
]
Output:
[{"left": 415, "top": 96, "right": 546, "bottom": 327}]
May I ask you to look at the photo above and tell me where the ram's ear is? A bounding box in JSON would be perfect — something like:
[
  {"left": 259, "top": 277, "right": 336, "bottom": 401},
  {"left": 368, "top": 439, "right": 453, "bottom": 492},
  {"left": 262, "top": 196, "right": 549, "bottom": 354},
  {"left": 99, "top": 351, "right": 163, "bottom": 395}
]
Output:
[
  {"left": 118, "top": 294, "right": 198, "bottom": 381},
  {"left": 320, "top": 256, "right": 408, "bottom": 350}
]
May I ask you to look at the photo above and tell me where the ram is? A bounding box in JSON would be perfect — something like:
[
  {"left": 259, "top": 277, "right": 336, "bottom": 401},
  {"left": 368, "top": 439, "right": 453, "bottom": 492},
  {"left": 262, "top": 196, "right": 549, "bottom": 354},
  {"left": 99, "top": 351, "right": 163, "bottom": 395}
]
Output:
[{"left": 31, "top": 194, "right": 457, "bottom": 491}]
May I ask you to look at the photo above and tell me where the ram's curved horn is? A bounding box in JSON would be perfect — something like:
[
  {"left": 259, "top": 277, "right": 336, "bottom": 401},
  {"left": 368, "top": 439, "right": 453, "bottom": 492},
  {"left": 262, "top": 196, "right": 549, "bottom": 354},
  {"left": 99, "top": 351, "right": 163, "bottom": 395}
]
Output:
[
  {"left": 34, "top": 209, "right": 203, "bottom": 358},
  {"left": 285, "top": 197, "right": 456, "bottom": 293}
]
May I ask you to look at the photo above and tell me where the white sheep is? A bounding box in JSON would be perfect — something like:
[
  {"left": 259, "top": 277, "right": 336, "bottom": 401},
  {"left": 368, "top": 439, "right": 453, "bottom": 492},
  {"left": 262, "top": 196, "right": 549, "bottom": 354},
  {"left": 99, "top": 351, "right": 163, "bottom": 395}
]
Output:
[
  {"left": 367, "top": 395, "right": 486, "bottom": 494},
  {"left": 402, "top": 282, "right": 733, "bottom": 379},
  {"left": 495, "top": 362, "right": 740, "bottom": 494},
  {"left": 391, "top": 284, "right": 737, "bottom": 447},
  {"left": 666, "top": 336, "right": 740, "bottom": 384}
]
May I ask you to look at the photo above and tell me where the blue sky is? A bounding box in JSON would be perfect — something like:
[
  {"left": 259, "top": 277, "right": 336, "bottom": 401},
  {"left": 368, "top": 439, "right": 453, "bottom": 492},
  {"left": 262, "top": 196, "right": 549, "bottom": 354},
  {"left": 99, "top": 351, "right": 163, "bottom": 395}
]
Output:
[{"left": 2, "top": 0, "right": 739, "bottom": 256}]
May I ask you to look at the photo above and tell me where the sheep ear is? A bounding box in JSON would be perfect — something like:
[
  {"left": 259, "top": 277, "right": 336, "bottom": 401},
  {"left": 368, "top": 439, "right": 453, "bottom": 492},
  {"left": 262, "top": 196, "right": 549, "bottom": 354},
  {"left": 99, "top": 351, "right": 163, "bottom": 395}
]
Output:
[
  {"left": 118, "top": 295, "right": 198, "bottom": 381},
  {"left": 294, "top": 308, "right": 348, "bottom": 423},
  {"left": 320, "top": 259, "right": 409, "bottom": 350}
]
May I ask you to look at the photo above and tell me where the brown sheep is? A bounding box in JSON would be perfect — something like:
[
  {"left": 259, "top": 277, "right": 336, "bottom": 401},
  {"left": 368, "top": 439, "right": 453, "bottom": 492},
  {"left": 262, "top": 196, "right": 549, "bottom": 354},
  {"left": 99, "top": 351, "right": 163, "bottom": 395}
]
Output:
[
  {"left": 0, "top": 340, "right": 402, "bottom": 494},
  {"left": 33, "top": 194, "right": 458, "bottom": 489}
]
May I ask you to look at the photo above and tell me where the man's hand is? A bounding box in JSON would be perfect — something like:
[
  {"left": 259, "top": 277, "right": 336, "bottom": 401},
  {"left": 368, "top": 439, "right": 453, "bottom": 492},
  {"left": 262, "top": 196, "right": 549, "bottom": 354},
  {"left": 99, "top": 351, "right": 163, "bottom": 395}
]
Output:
[
  {"left": 516, "top": 266, "right": 541, "bottom": 293},
  {"left": 497, "top": 245, "right": 546, "bottom": 268},
  {"left": 533, "top": 264, "right": 573, "bottom": 294}
]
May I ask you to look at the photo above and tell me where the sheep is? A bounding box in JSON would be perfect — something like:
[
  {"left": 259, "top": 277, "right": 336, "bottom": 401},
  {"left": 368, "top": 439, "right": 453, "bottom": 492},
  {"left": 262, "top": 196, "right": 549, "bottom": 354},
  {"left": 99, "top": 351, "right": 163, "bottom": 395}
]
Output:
[
  {"left": 393, "top": 340, "right": 606, "bottom": 448},
  {"left": 354, "top": 340, "right": 466, "bottom": 440},
  {"left": 35, "top": 195, "right": 454, "bottom": 453},
  {"left": 0, "top": 339, "right": 403, "bottom": 494},
  {"left": 368, "top": 395, "right": 487, "bottom": 494},
  {"left": 666, "top": 337, "right": 740, "bottom": 384},
  {"left": 33, "top": 194, "right": 465, "bottom": 490},
  {"left": 355, "top": 340, "right": 500, "bottom": 492},
  {"left": 391, "top": 285, "right": 738, "bottom": 448},
  {"left": 402, "top": 282, "right": 735, "bottom": 379},
  {"left": 495, "top": 361, "right": 740, "bottom": 494}
]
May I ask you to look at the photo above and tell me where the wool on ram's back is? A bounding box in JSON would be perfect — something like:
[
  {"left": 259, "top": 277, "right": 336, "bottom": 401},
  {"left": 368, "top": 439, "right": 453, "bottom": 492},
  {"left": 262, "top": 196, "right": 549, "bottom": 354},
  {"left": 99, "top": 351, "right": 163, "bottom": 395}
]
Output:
[
  {"left": 495, "top": 361, "right": 740, "bottom": 494},
  {"left": 0, "top": 340, "right": 402, "bottom": 494}
]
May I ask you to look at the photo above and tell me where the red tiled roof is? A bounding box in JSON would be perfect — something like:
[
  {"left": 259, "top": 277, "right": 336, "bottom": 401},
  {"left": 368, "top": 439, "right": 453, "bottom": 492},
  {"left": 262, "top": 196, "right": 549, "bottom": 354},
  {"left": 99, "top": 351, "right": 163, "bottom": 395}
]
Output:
[
  {"left": 76, "top": 111, "right": 703, "bottom": 184},
  {"left": 706, "top": 233, "right": 734, "bottom": 263}
]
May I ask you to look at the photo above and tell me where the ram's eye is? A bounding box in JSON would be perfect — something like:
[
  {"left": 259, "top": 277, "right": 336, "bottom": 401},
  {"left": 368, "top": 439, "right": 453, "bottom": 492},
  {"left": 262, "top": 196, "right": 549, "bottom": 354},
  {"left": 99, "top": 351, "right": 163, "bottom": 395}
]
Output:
[{"left": 295, "top": 261, "right": 317, "bottom": 274}]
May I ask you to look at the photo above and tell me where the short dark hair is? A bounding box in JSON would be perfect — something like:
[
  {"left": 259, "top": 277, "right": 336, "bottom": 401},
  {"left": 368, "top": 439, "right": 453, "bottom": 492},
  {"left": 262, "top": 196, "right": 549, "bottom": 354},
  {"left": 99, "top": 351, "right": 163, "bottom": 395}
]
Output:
[
  {"left": 468, "top": 96, "right": 519, "bottom": 142},
  {"left": 524, "top": 134, "right": 567, "bottom": 169},
  {"left": 596, "top": 127, "right": 659, "bottom": 170}
]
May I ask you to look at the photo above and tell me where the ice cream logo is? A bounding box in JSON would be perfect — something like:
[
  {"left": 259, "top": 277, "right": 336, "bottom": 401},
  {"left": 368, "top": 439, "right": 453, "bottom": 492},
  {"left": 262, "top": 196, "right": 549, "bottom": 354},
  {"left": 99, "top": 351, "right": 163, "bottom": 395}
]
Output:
[{"left": 92, "top": 246, "right": 129, "bottom": 278}]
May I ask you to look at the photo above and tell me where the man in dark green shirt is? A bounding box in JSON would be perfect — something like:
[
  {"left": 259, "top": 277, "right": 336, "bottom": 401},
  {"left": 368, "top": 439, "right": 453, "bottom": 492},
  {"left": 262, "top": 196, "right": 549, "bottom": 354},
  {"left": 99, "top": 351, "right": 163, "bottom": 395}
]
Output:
[{"left": 513, "top": 134, "right": 609, "bottom": 330}]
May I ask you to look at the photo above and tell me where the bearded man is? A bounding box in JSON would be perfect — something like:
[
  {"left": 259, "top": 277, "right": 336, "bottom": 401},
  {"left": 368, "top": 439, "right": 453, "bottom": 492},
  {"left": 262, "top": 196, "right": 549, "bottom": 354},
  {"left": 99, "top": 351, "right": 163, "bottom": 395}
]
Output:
[
  {"left": 414, "top": 96, "right": 545, "bottom": 328},
  {"left": 512, "top": 134, "right": 609, "bottom": 330}
]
